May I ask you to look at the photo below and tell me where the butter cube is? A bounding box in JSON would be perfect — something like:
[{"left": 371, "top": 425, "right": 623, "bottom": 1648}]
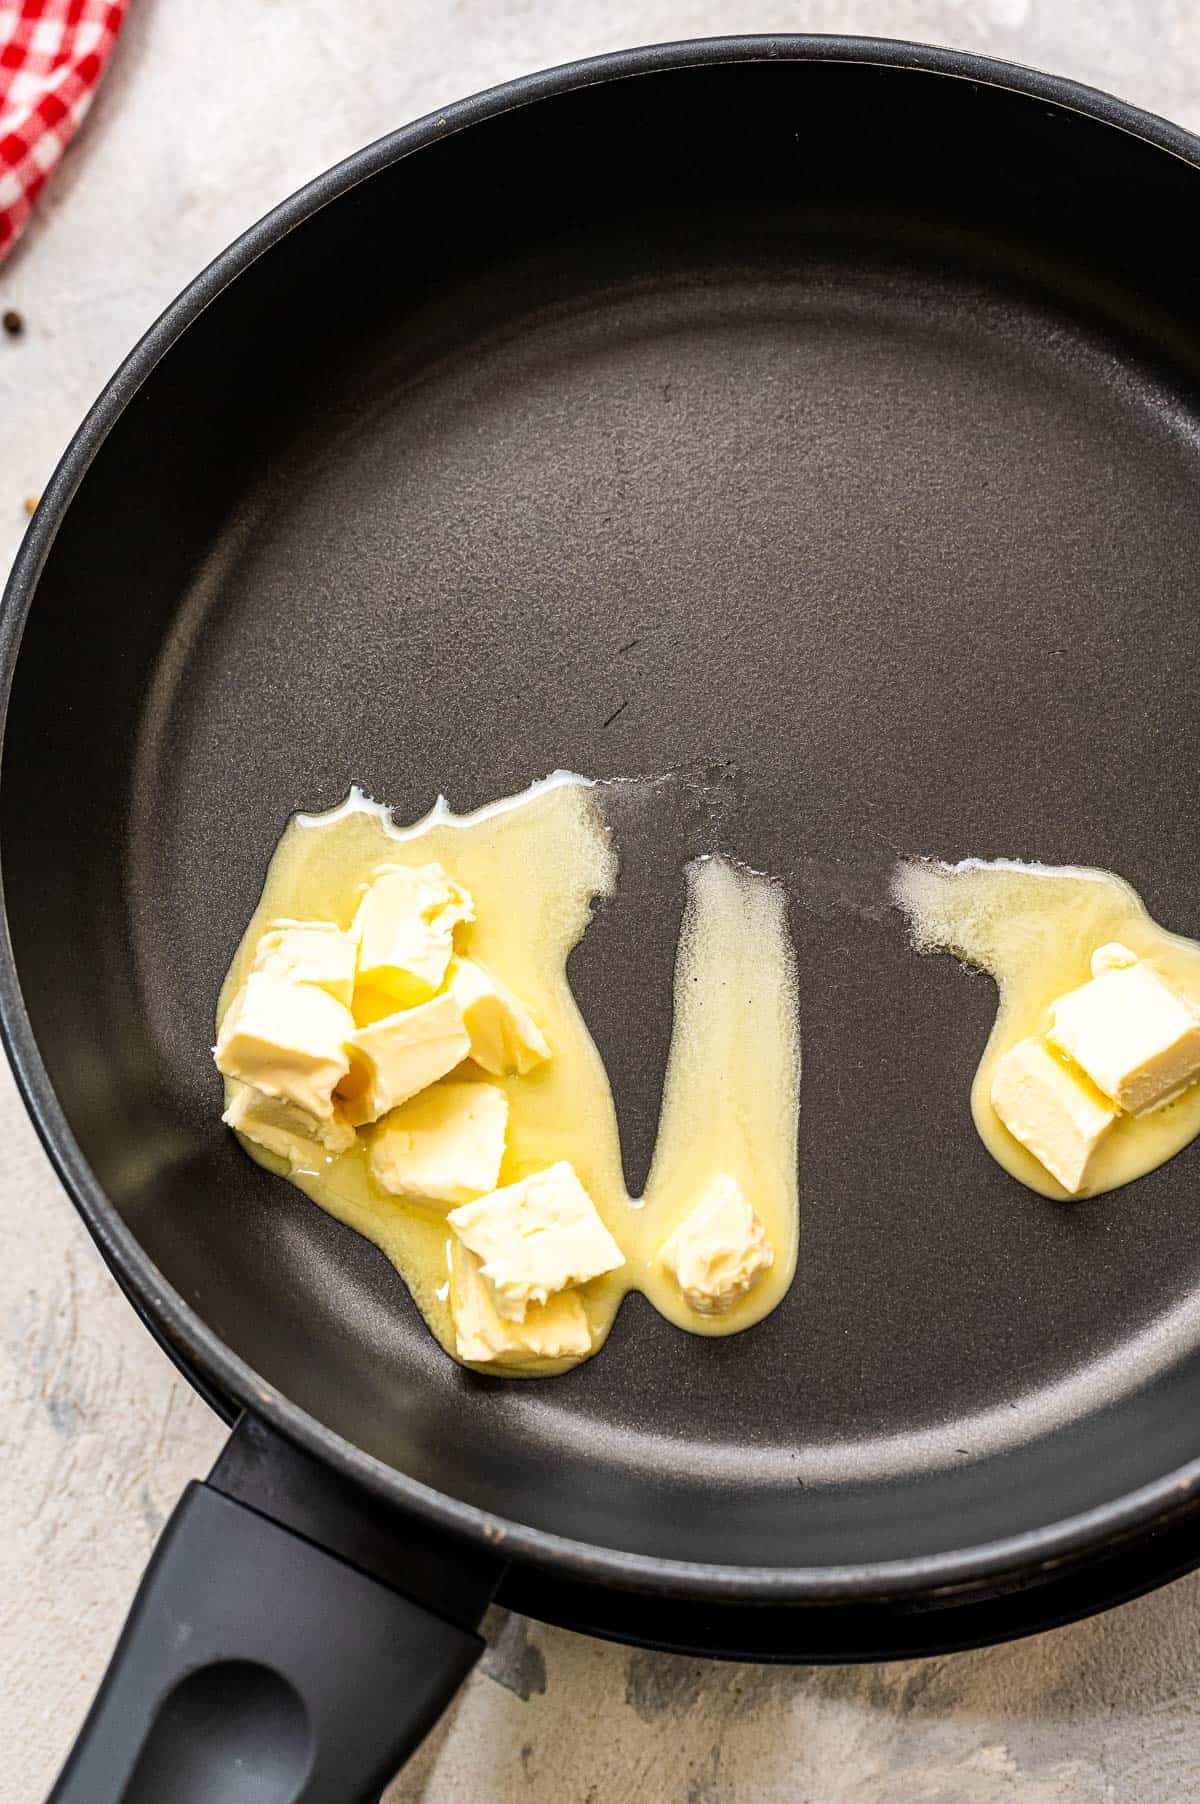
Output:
[
  {"left": 991, "top": 1036, "right": 1117, "bottom": 1193},
  {"left": 446, "top": 956, "right": 551, "bottom": 1076},
  {"left": 337, "top": 991, "right": 470, "bottom": 1126},
  {"left": 354, "top": 864, "right": 474, "bottom": 1009},
  {"left": 1090, "top": 942, "right": 1138, "bottom": 977},
  {"left": 658, "top": 1174, "right": 774, "bottom": 1315},
  {"left": 214, "top": 973, "right": 353, "bottom": 1119},
  {"left": 251, "top": 920, "right": 358, "bottom": 1006},
  {"left": 1047, "top": 958, "right": 1200, "bottom": 1114},
  {"left": 223, "top": 1083, "right": 355, "bottom": 1169},
  {"left": 448, "top": 1161, "right": 624, "bottom": 1321},
  {"left": 369, "top": 1080, "right": 508, "bottom": 1206},
  {"left": 449, "top": 1241, "right": 592, "bottom": 1365}
]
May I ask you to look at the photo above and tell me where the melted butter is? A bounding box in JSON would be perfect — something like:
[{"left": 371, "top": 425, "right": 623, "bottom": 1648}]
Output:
[
  {"left": 893, "top": 857, "right": 1200, "bottom": 1200},
  {"left": 218, "top": 776, "right": 800, "bottom": 1371}
]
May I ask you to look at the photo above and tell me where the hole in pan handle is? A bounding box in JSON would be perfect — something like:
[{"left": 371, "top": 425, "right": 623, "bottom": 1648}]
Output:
[{"left": 46, "top": 1415, "right": 503, "bottom": 1804}]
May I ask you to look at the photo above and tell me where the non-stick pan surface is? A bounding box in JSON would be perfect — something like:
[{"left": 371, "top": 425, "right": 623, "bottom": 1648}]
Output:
[{"left": 8, "top": 39, "right": 1200, "bottom": 1619}]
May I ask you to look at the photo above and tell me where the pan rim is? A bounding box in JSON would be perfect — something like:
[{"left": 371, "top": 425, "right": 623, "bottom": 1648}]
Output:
[{"left": 5, "top": 31, "right": 1200, "bottom": 1604}]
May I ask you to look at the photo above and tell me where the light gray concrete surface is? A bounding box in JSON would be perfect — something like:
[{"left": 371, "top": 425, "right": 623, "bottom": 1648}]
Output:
[{"left": 5, "top": 2, "right": 1200, "bottom": 1799}]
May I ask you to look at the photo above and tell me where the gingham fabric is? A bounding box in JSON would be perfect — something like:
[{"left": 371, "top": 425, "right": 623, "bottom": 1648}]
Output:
[{"left": 0, "top": 0, "right": 127, "bottom": 264}]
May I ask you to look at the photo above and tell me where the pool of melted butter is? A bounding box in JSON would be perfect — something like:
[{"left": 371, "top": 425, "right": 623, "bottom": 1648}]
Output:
[
  {"left": 218, "top": 775, "right": 800, "bottom": 1373},
  {"left": 893, "top": 857, "right": 1200, "bottom": 1201}
]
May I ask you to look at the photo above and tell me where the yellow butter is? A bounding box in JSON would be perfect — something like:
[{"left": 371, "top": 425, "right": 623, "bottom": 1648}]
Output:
[
  {"left": 445, "top": 956, "right": 550, "bottom": 1076},
  {"left": 990, "top": 1036, "right": 1117, "bottom": 1194},
  {"left": 214, "top": 972, "right": 353, "bottom": 1119},
  {"left": 216, "top": 780, "right": 803, "bottom": 1373},
  {"left": 369, "top": 1080, "right": 508, "bottom": 1207},
  {"left": 223, "top": 1083, "right": 356, "bottom": 1170},
  {"left": 448, "top": 1160, "right": 624, "bottom": 1321},
  {"left": 449, "top": 1241, "right": 592, "bottom": 1365},
  {"left": 658, "top": 1173, "right": 774, "bottom": 1314},
  {"left": 1089, "top": 941, "right": 1138, "bottom": 976},
  {"left": 1047, "top": 958, "right": 1200, "bottom": 1115},
  {"left": 354, "top": 863, "right": 474, "bottom": 1009},
  {"left": 337, "top": 991, "right": 470, "bottom": 1127},
  {"left": 251, "top": 919, "right": 358, "bottom": 1006}
]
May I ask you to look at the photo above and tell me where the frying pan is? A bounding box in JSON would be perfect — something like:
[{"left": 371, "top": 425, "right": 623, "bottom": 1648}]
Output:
[{"left": 10, "top": 31, "right": 1200, "bottom": 1801}]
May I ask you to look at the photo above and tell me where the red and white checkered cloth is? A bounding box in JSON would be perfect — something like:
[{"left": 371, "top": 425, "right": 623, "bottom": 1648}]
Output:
[{"left": 0, "top": 0, "right": 127, "bottom": 264}]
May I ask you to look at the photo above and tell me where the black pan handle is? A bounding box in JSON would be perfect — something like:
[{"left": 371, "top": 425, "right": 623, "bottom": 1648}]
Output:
[{"left": 47, "top": 1416, "right": 503, "bottom": 1804}]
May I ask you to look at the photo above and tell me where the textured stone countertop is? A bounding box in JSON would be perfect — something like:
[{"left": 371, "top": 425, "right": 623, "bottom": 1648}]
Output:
[{"left": 5, "top": 4, "right": 1200, "bottom": 1800}]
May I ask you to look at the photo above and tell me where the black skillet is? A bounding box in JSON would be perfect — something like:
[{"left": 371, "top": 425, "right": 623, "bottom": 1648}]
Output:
[{"left": 10, "top": 32, "right": 1200, "bottom": 1802}]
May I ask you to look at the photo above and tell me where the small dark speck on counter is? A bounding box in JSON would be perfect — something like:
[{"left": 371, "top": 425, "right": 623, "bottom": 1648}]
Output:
[{"left": 3, "top": 309, "right": 23, "bottom": 336}]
